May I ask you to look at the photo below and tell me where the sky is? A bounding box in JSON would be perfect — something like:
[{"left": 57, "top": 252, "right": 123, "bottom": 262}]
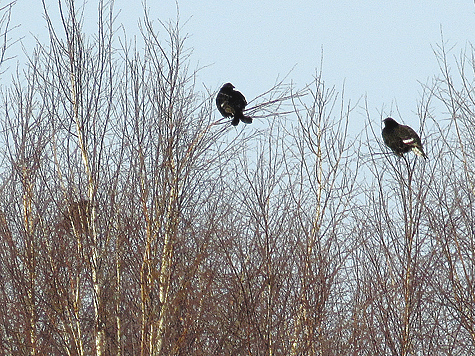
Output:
[{"left": 5, "top": 1, "right": 475, "bottom": 130}]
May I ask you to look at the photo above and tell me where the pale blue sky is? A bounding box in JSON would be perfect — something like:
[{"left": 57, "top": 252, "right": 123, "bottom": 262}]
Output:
[{"left": 7, "top": 1, "right": 475, "bottom": 128}]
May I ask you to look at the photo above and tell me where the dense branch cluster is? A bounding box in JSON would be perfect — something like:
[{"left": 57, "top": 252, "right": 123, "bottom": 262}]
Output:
[{"left": 0, "top": 2, "right": 473, "bottom": 355}]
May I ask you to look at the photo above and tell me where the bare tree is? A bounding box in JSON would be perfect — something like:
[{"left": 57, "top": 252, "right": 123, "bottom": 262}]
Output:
[
  {"left": 1, "top": 1, "right": 475, "bottom": 355},
  {"left": 0, "top": 1, "right": 17, "bottom": 73},
  {"left": 425, "top": 39, "right": 475, "bottom": 353}
]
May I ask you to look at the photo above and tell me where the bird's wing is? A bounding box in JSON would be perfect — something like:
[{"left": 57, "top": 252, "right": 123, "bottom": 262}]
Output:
[
  {"left": 402, "top": 137, "right": 417, "bottom": 145},
  {"left": 399, "top": 126, "right": 422, "bottom": 146},
  {"left": 216, "top": 92, "right": 234, "bottom": 116},
  {"left": 233, "top": 90, "right": 247, "bottom": 109}
]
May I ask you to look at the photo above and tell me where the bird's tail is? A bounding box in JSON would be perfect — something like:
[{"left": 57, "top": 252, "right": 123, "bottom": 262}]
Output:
[
  {"left": 412, "top": 146, "right": 427, "bottom": 159},
  {"left": 233, "top": 112, "right": 252, "bottom": 125},
  {"left": 240, "top": 115, "right": 253, "bottom": 124}
]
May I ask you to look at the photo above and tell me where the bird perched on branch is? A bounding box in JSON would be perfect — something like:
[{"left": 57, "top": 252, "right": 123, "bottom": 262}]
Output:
[
  {"left": 382, "top": 117, "right": 427, "bottom": 159},
  {"left": 216, "top": 83, "right": 252, "bottom": 126}
]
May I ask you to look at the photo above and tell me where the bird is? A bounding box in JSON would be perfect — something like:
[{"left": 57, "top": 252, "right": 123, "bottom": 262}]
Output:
[
  {"left": 216, "top": 83, "right": 252, "bottom": 126},
  {"left": 382, "top": 117, "right": 427, "bottom": 159}
]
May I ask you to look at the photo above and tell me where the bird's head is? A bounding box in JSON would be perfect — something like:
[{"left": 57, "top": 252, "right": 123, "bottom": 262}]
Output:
[
  {"left": 383, "top": 117, "right": 398, "bottom": 128},
  {"left": 222, "top": 83, "right": 235, "bottom": 90}
]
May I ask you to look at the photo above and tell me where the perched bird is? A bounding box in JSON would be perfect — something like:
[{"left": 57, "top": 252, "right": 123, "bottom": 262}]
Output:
[
  {"left": 382, "top": 117, "right": 427, "bottom": 159},
  {"left": 216, "top": 83, "right": 252, "bottom": 126}
]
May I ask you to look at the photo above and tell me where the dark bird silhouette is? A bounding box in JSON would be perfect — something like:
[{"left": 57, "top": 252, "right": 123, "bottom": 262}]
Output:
[
  {"left": 382, "top": 117, "right": 427, "bottom": 159},
  {"left": 216, "top": 83, "right": 252, "bottom": 126}
]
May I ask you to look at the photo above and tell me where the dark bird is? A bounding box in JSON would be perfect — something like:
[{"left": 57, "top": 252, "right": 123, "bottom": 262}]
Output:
[
  {"left": 216, "top": 83, "right": 252, "bottom": 126},
  {"left": 382, "top": 117, "right": 427, "bottom": 159}
]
